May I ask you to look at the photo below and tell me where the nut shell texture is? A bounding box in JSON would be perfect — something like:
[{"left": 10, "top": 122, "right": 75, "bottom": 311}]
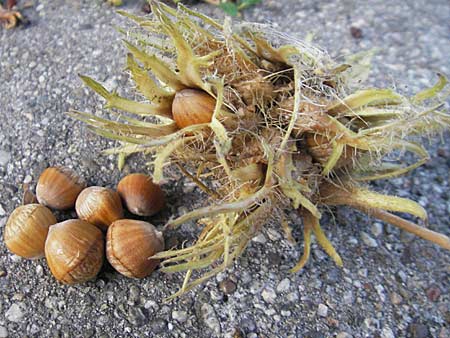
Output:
[
  {"left": 45, "top": 219, "right": 104, "bottom": 284},
  {"left": 4, "top": 204, "right": 57, "bottom": 259},
  {"left": 117, "top": 173, "right": 165, "bottom": 216},
  {"left": 75, "top": 186, "right": 123, "bottom": 231},
  {"left": 172, "top": 88, "right": 216, "bottom": 129},
  {"left": 36, "top": 166, "right": 86, "bottom": 210},
  {"left": 106, "top": 219, "right": 164, "bottom": 278}
]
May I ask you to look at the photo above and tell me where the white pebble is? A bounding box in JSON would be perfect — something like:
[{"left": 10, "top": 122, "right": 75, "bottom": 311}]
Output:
[
  {"left": 0, "top": 326, "right": 8, "bottom": 338},
  {"left": 6, "top": 303, "right": 24, "bottom": 322},
  {"left": 276, "top": 278, "right": 291, "bottom": 293},
  {"left": 172, "top": 310, "right": 188, "bottom": 323},
  {"left": 381, "top": 327, "right": 395, "bottom": 338},
  {"left": 261, "top": 287, "right": 276, "bottom": 303},
  {"left": 317, "top": 303, "right": 328, "bottom": 317},
  {"left": 371, "top": 223, "right": 383, "bottom": 237},
  {"left": 361, "top": 232, "right": 378, "bottom": 247}
]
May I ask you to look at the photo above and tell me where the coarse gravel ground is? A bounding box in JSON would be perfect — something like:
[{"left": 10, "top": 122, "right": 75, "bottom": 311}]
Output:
[{"left": 0, "top": 0, "right": 449, "bottom": 337}]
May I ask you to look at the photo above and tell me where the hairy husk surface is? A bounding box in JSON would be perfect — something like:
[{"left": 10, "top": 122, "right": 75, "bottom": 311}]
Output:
[{"left": 72, "top": 2, "right": 450, "bottom": 299}]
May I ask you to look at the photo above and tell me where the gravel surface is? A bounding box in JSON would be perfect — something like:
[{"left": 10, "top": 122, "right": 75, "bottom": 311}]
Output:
[{"left": 1, "top": 0, "right": 449, "bottom": 337}]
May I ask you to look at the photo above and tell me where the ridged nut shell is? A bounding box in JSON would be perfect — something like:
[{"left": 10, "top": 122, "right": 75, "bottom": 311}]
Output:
[
  {"left": 172, "top": 89, "right": 216, "bottom": 129},
  {"left": 75, "top": 186, "right": 124, "bottom": 231},
  {"left": 106, "top": 219, "right": 164, "bottom": 278},
  {"left": 36, "top": 166, "right": 86, "bottom": 210},
  {"left": 4, "top": 204, "right": 57, "bottom": 259},
  {"left": 45, "top": 219, "right": 104, "bottom": 284},
  {"left": 117, "top": 173, "right": 165, "bottom": 216}
]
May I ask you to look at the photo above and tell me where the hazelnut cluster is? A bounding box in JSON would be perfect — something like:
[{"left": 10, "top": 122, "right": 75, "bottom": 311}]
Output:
[{"left": 3, "top": 167, "right": 165, "bottom": 284}]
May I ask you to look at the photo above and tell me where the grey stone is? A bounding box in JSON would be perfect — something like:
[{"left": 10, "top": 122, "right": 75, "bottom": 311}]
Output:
[
  {"left": 261, "top": 287, "right": 277, "bottom": 303},
  {"left": 172, "top": 310, "right": 188, "bottom": 323},
  {"left": 0, "top": 150, "right": 10, "bottom": 167},
  {"left": 361, "top": 232, "right": 378, "bottom": 247},
  {"left": 200, "top": 303, "right": 221, "bottom": 335},
  {"left": 6, "top": 303, "right": 24, "bottom": 322},
  {"left": 375, "top": 284, "right": 386, "bottom": 302},
  {"left": 381, "top": 327, "right": 395, "bottom": 338},
  {"left": 127, "top": 307, "right": 146, "bottom": 327},
  {"left": 343, "top": 291, "right": 354, "bottom": 305},
  {"left": 149, "top": 318, "right": 167, "bottom": 334},
  {"left": 371, "top": 223, "right": 383, "bottom": 237},
  {"left": 317, "top": 304, "right": 328, "bottom": 317},
  {"left": 389, "top": 292, "right": 403, "bottom": 305},
  {"left": 276, "top": 278, "right": 291, "bottom": 293},
  {"left": 128, "top": 285, "right": 140, "bottom": 305},
  {"left": 0, "top": 326, "right": 7, "bottom": 338},
  {"left": 336, "top": 333, "right": 352, "bottom": 338},
  {"left": 251, "top": 233, "right": 266, "bottom": 244}
]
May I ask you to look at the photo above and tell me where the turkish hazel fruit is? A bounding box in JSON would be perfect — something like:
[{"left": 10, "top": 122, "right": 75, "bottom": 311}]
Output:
[
  {"left": 4, "top": 204, "right": 57, "bottom": 259},
  {"left": 117, "top": 173, "right": 165, "bottom": 216},
  {"left": 75, "top": 186, "right": 124, "bottom": 231},
  {"left": 73, "top": 2, "right": 450, "bottom": 298},
  {"left": 106, "top": 219, "right": 164, "bottom": 278},
  {"left": 172, "top": 89, "right": 215, "bottom": 129},
  {"left": 45, "top": 219, "right": 104, "bottom": 284},
  {"left": 36, "top": 166, "right": 86, "bottom": 210}
]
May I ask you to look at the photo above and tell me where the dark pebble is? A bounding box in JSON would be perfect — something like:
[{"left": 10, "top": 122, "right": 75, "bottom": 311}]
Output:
[
  {"left": 425, "top": 285, "right": 441, "bottom": 302},
  {"left": 149, "top": 318, "right": 167, "bottom": 334},
  {"left": 350, "top": 26, "right": 363, "bottom": 39},
  {"left": 408, "top": 322, "right": 431, "bottom": 338},
  {"left": 239, "top": 316, "right": 256, "bottom": 333},
  {"left": 219, "top": 279, "right": 237, "bottom": 295},
  {"left": 127, "top": 307, "right": 147, "bottom": 327}
]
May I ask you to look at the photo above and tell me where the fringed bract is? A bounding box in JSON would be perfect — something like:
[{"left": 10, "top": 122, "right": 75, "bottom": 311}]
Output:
[{"left": 72, "top": 1, "right": 450, "bottom": 298}]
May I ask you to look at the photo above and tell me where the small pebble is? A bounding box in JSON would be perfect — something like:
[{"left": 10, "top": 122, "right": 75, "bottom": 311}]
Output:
[
  {"left": 149, "top": 318, "right": 167, "bottom": 334},
  {"left": 381, "top": 327, "right": 395, "bottom": 338},
  {"left": 361, "top": 232, "right": 378, "bottom": 247},
  {"left": 172, "top": 310, "right": 188, "bottom": 323},
  {"left": 0, "top": 326, "right": 7, "bottom": 338},
  {"left": 350, "top": 26, "right": 363, "bottom": 38},
  {"left": 390, "top": 292, "right": 403, "bottom": 305},
  {"left": 276, "top": 278, "right": 291, "bottom": 293},
  {"left": 317, "top": 304, "right": 328, "bottom": 317},
  {"left": 336, "top": 332, "right": 352, "bottom": 338},
  {"left": 261, "top": 287, "right": 276, "bottom": 303},
  {"left": 426, "top": 285, "right": 441, "bottom": 302},
  {"left": 343, "top": 291, "right": 354, "bottom": 305},
  {"left": 0, "top": 150, "right": 10, "bottom": 167},
  {"left": 375, "top": 284, "right": 386, "bottom": 302},
  {"left": 251, "top": 233, "right": 266, "bottom": 244},
  {"left": 219, "top": 279, "right": 237, "bottom": 295},
  {"left": 409, "top": 322, "right": 430, "bottom": 338},
  {"left": 201, "top": 303, "right": 221, "bottom": 335},
  {"left": 371, "top": 223, "right": 383, "bottom": 237},
  {"left": 35, "top": 265, "right": 43, "bottom": 276},
  {"left": 6, "top": 303, "right": 24, "bottom": 322}
]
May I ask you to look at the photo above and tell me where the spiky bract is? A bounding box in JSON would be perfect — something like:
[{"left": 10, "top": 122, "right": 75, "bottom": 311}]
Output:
[{"left": 72, "top": 2, "right": 450, "bottom": 298}]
